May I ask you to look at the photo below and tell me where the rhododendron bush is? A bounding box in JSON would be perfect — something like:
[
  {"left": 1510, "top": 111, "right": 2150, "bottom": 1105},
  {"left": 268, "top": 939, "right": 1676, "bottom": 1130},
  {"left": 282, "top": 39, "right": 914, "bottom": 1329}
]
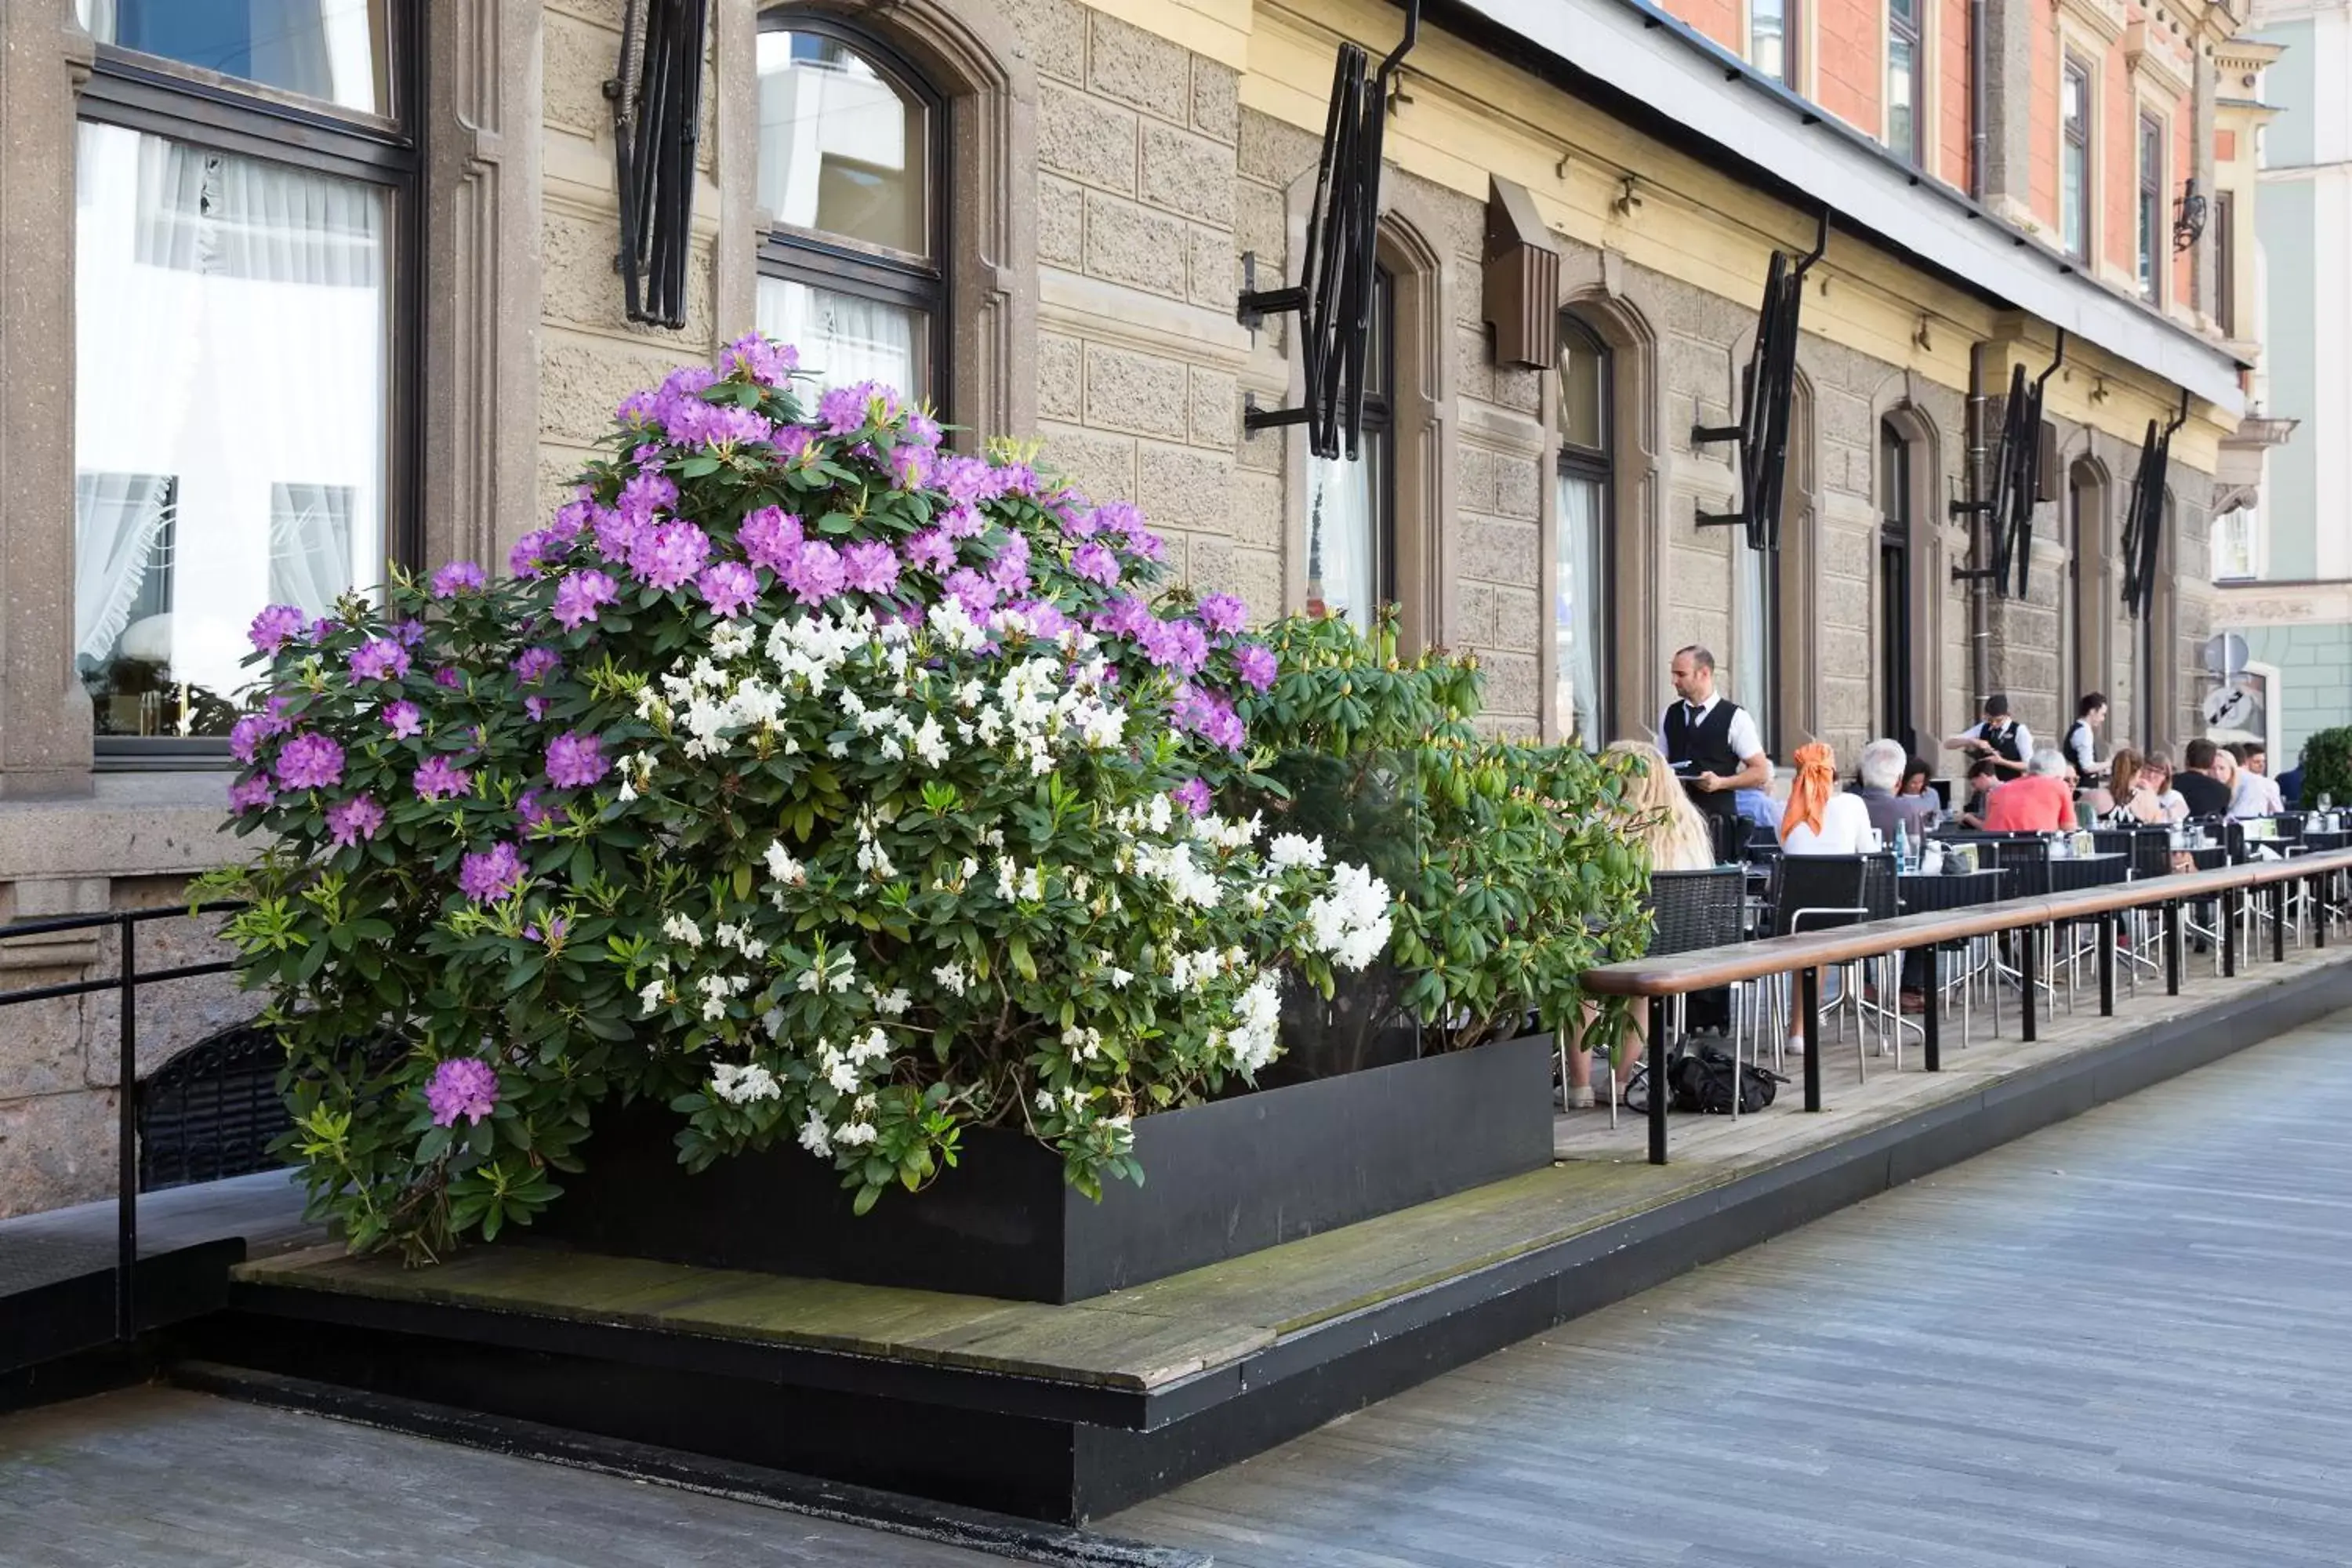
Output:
[{"left": 198, "top": 336, "right": 1389, "bottom": 1259}]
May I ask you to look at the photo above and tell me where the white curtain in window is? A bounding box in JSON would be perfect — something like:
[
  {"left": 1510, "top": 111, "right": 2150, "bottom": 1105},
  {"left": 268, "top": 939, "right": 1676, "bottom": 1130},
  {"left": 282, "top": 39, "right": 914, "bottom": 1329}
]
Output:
[
  {"left": 74, "top": 473, "right": 175, "bottom": 663},
  {"left": 1307, "top": 450, "right": 1376, "bottom": 631},
  {"left": 1555, "top": 474, "right": 1604, "bottom": 744},
  {"left": 757, "top": 276, "right": 920, "bottom": 399},
  {"left": 1733, "top": 539, "right": 1772, "bottom": 747},
  {"left": 75, "top": 121, "right": 385, "bottom": 717},
  {"left": 269, "top": 483, "right": 357, "bottom": 615},
  {"left": 137, "top": 138, "right": 381, "bottom": 287}
]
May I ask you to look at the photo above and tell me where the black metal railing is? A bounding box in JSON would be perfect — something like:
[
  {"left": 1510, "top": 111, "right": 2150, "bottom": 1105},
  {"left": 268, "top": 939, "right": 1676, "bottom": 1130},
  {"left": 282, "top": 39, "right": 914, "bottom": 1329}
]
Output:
[
  {"left": 0, "top": 902, "right": 256, "bottom": 1341},
  {"left": 1582, "top": 848, "right": 2352, "bottom": 1166}
]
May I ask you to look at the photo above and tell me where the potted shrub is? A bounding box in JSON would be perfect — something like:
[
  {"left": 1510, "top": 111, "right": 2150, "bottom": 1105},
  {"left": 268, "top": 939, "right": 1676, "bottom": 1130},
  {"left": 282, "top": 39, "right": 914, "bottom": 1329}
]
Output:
[{"left": 199, "top": 339, "right": 1567, "bottom": 1302}]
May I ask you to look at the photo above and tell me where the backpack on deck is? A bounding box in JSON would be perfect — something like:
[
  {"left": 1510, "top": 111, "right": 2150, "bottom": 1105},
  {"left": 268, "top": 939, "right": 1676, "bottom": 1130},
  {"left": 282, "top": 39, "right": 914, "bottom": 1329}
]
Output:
[{"left": 1667, "top": 1043, "right": 1785, "bottom": 1116}]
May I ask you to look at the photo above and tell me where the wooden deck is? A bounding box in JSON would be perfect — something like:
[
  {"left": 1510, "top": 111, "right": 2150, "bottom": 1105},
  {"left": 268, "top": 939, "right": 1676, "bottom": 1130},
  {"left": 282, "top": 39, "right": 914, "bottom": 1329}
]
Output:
[
  {"left": 237, "top": 940, "right": 2352, "bottom": 1399},
  {"left": 1109, "top": 1001, "right": 2352, "bottom": 1566}
]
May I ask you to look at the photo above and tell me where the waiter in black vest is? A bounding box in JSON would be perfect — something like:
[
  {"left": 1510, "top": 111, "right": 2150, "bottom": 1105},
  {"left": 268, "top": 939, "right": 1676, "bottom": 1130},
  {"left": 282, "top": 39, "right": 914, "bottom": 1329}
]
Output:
[
  {"left": 1661, "top": 645, "right": 1773, "bottom": 863},
  {"left": 1943, "top": 692, "right": 2031, "bottom": 779}
]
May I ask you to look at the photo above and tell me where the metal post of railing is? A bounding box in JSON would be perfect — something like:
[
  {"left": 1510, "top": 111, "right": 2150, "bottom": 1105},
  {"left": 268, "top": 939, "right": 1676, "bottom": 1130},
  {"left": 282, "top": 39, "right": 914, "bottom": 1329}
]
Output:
[
  {"left": 2223, "top": 889, "right": 2238, "bottom": 978},
  {"left": 115, "top": 914, "right": 138, "bottom": 1344},
  {"left": 1918, "top": 945, "right": 1940, "bottom": 1072},
  {"left": 2020, "top": 924, "right": 2038, "bottom": 1041},
  {"left": 2318, "top": 872, "right": 2329, "bottom": 949},
  {"left": 2166, "top": 900, "right": 2182, "bottom": 995},
  {"left": 2273, "top": 880, "right": 2288, "bottom": 964},
  {"left": 2097, "top": 912, "right": 2115, "bottom": 1017},
  {"left": 1800, "top": 968, "right": 1821, "bottom": 1112},
  {"left": 1645, "top": 996, "right": 1668, "bottom": 1166}
]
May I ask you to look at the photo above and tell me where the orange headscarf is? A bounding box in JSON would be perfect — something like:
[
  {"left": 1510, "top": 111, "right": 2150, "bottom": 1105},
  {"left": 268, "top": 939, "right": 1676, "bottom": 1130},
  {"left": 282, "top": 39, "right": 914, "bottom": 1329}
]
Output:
[{"left": 1780, "top": 741, "right": 1836, "bottom": 843}]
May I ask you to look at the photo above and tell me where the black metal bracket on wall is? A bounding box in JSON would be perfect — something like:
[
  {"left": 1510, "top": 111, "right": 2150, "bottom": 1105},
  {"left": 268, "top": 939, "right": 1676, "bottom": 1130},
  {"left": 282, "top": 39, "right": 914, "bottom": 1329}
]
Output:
[
  {"left": 1951, "top": 329, "right": 2064, "bottom": 595},
  {"left": 1691, "top": 207, "right": 1829, "bottom": 551},
  {"left": 2119, "top": 387, "right": 2191, "bottom": 619},
  {"left": 1236, "top": 0, "right": 1421, "bottom": 459},
  {"left": 606, "top": 0, "right": 710, "bottom": 329}
]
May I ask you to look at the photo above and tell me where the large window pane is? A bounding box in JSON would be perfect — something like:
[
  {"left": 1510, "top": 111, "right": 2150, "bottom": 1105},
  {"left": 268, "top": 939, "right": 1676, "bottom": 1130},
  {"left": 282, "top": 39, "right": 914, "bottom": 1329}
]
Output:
[
  {"left": 1307, "top": 443, "right": 1384, "bottom": 631},
  {"left": 1887, "top": 35, "right": 1918, "bottom": 163},
  {"left": 77, "top": 0, "right": 387, "bottom": 116},
  {"left": 757, "top": 275, "right": 926, "bottom": 398},
  {"left": 1733, "top": 539, "right": 1774, "bottom": 752},
  {"left": 2061, "top": 61, "right": 2089, "bottom": 260},
  {"left": 1555, "top": 474, "right": 1607, "bottom": 745},
  {"left": 74, "top": 121, "right": 386, "bottom": 738},
  {"left": 757, "top": 31, "right": 928, "bottom": 256}
]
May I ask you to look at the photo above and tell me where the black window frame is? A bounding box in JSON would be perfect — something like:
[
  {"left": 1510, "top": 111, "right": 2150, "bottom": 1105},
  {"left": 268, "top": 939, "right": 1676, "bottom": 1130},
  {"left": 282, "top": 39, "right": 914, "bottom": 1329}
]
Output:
[
  {"left": 753, "top": 11, "right": 951, "bottom": 415},
  {"left": 2138, "top": 111, "right": 2165, "bottom": 303},
  {"left": 2061, "top": 56, "right": 2092, "bottom": 263},
  {"left": 1555, "top": 311, "right": 1615, "bottom": 745},
  {"left": 1877, "top": 419, "right": 1916, "bottom": 753},
  {"left": 1888, "top": 0, "right": 1925, "bottom": 168},
  {"left": 1361, "top": 266, "right": 1398, "bottom": 614},
  {"left": 75, "top": 9, "right": 425, "bottom": 770}
]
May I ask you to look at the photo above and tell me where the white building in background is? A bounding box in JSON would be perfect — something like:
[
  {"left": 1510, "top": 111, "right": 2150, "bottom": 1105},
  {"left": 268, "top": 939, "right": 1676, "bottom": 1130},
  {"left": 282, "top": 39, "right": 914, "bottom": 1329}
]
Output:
[{"left": 2218, "top": 0, "right": 2352, "bottom": 764}]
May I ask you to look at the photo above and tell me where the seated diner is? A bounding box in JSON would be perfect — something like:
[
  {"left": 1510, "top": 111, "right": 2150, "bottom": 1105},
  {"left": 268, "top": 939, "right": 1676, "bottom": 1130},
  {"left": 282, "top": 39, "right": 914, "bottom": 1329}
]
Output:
[{"left": 1981, "top": 748, "right": 2078, "bottom": 832}]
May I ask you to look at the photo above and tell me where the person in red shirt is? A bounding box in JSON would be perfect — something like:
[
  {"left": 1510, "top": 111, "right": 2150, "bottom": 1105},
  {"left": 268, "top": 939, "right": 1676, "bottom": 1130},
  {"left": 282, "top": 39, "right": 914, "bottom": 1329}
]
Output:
[{"left": 1983, "top": 748, "right": 2079, "bottom": 833}]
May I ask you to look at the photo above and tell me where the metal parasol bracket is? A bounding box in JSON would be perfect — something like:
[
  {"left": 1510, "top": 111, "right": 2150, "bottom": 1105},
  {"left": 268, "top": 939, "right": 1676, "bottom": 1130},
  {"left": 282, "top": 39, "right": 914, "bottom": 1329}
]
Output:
[{"left": 1691, "top": 208, "right": 1830, "bottom": 553}]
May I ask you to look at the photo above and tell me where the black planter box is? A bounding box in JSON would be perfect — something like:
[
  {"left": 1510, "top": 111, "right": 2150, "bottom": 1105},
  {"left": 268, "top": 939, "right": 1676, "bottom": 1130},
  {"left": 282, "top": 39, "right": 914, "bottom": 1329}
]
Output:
[{"left": 530, "top": 1031, "right": 1555, "bottom": 1303}]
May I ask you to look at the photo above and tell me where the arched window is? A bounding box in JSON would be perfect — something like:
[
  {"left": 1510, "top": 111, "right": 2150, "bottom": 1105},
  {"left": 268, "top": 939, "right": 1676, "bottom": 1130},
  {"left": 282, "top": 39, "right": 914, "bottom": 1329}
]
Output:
[
  {"left": 753, "top": 16, "right": 946, "bottom": 405},
  {"left": 1304, "top": 267, "right": 1395, "bottom": 630},
  {"left": 2065, "top": 459, "right": 2107, "bottom": 713},
  {"left": 1877, "top": 418, "right": 1917, "bottom": 752},
  {"left": 1555, "top": 314, "right": 1612, "bottom": 745}
]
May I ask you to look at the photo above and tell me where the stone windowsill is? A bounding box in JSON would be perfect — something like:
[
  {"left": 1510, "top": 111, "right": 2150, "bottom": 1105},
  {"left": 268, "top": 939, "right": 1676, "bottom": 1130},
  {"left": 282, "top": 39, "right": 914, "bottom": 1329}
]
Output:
[{"left": 0, "top": 771, "right": 256, "bottom": 884}]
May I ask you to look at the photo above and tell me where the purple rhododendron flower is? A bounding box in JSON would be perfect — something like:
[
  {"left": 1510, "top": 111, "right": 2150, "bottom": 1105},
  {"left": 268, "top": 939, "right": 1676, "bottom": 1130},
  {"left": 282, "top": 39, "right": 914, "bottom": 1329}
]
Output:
[
  {"left": 545, "top": 731, "right": 608, "bottom": 789},
  {"left": 425, "top": 1058, "right": 500, "bottom": 1127},
  {"left": 1171, "top": 684, "right": 1247, "bottom": 752},
  {"left": 739, "top": 506, "right": 805, "bottom": 572},
  {"left": 840, "top": 539, "right": 901, "bottom": 595},
  {"left": 273, "top": 733, "right": 345, "bottom": 791},
  {"left": 942, "top": 568, "right": 1000, "bottom": 618},
  {"left": 458, "top": 840, "right": 529, "bottom": 903},
  {"left": 1004, "top": 599, "right": 1078, "bottom": 641},
  {"left": 891, "top": 443, "right": 935, "bottom": 492},
  {"left": 547, "top": 499, "right": 592, "bottom": 544},
  {"left": 228, "top": 713, "right": 273, "bottom": 764},
  {"left": 347, "top": 637, "right": 412, "bottom": 684},
  {"left": 936, "top": 454, "right": 993, "bottom": 506},
  {"left": 699, "top": 560, "right": 759, "bottom": 619},
  {"left": 904, "top": 527, "right": 956, "bottom": 573},
  {"left": 780, "top": 539, "right": 846, "bottom": 606},
  {"left": 390, "top": 617, "right": 428, "bottom": 648},
  {"left": 615, "top": 469, "right": 678, "bottom": 525},
  {"left": 517, "top": 789, "right": 552, "bottom": 830},
  {"left": 773, "top": 425, "right": 820, "bottom": 466},
  {"left": 1069, "top": 541, "right": 1120, "bottom": 587},
  {"left": 433, "top": 666, "right": 466, "bottom": 691},
  {"left": 630, "top": 520, "right": 711, "bottom": 592},
  {"left": 325, "top": 794, "right": 387, "bottom": 848},
  {"left": 1062, "top": 507, "right": 1102, "bottom": 540},
  {"left": 1232, "top": 641, "right": 1279, "bottom": 692},
  {"left": 1094, "top": 596, "right": 1151, "bottom": 638},
  {"left": 818, "top": 380, "right": 898, "bottom": 435},
  {"left": 938, "top": 502, "right": 985, "bottom": 540},
  {"left": 524, "top": 695, "right": 554, "bottom": 722},
  {"left": 669, "top": 401, "right": 775, "bottom": 450},
  {"left": 906, "top": 408, "right": 943, "bottom": 448},
  {"left": 430, "top": 561, "right": 487, "bottom": 598},
  {"left": 228, "top": 775, "right": 274, "bottom": 813},
  {"left": 524, "top": 914, "right": 570, "bottom": 946},
  {"left": 512, "top": 646, "right": 562, "bottom": 684},
  {"left": 509, "top": 528, "right": 561, "bottom": 578},
  {"left": 720, "top": 332, "right": 798, "bottom": 386},
  {"left": 248, "top": 604, "right": 307, "bottom": 655},
  {"left": 310, "top": 617, "right": 340, "bottom": 644},
  {"left": 383, "top": 700, "right": 423, "bottom": 739},
  {"left": 592, "top": 505, "right": 644, "bottom": 562},
  {"left": 1172, "top": 777, "right": 1214, "bottom": 817},
  {"left": 1138, "top": 617, "right": 1210, "bottom": 677},
  {"left": 1198, "top": 593, "right": 1248, "bottom": 634},
  {"left": 551, "top": 569, "right": 619, "bottom": 630},
  {"left": 413, "top": 753, "right": 473, "bottom": 802}
]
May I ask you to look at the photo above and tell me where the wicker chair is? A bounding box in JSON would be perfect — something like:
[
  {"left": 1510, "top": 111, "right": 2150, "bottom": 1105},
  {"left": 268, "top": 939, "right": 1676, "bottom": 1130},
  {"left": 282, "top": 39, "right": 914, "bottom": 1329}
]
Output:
[{"left": 1587, "top": 867, "right": 1746, "bottom": 1127}]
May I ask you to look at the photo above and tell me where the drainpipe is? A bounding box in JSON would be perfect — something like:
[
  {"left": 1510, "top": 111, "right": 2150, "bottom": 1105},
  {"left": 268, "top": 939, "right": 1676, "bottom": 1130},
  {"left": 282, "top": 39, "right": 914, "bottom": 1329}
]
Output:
[
  {"left": 1967, "top": 0, "right": 1987, "bottom": 199},
  {"left": 1966, "top": 342, "right": 1992, "bottom": 702}
]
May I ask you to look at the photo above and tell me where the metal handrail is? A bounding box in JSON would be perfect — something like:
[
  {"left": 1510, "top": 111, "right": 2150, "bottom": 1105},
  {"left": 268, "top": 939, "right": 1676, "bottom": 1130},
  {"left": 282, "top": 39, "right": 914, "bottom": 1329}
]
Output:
[
  {"left": 0, "top": 900, "right": 251, "bottom": 1341},
  {"left": 1581, "top": 848, "right": 2352, "bottom": 1167}
]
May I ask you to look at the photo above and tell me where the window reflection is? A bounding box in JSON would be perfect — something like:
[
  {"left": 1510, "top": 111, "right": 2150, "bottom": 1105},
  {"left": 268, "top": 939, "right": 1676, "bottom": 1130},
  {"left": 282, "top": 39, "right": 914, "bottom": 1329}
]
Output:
[
  {"left": 757, "top": 30, "right": 929, "bottom": 256},
  {"left": 74, "top": 122, "right": 386, "bottom": 737},
  {"left": 77, "top": 0, "right": 388, "bottom": 116}
]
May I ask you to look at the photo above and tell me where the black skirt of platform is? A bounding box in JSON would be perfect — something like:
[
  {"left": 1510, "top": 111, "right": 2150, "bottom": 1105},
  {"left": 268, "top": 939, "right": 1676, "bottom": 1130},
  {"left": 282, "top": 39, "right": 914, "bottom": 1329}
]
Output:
[{"left": 529, "top": 1031, "right": 1556, "bottom": 1303}]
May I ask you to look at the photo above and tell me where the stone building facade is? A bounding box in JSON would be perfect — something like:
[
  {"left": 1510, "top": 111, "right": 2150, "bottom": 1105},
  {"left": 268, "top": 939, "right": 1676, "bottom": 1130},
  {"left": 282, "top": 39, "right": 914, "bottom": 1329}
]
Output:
[{"left": 0, "top": 0, "right": 2269, "bottom": 1213}]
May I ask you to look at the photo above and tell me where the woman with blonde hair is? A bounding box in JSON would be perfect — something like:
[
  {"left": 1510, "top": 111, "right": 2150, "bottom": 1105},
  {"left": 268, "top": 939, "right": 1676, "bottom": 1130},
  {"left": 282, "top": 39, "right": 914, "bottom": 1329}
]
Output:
[{"left": 1566, "top": 742, "right": 1718, "bottom": 1109}]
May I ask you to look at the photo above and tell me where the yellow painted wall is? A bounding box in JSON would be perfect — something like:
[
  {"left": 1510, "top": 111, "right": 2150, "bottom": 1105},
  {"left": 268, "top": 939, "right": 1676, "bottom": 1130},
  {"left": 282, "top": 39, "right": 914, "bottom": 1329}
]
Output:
[{"left": 1070, "top": 0, "right": 2237, "bottom": 466}]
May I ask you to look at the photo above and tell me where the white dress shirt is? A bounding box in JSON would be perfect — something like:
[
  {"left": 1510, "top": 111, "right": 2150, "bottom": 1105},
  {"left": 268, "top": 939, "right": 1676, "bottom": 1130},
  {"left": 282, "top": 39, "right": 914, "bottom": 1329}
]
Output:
[
  {"left": 1962, "top": 719, "right": 2034, "bottom": 759},
  {"left": 1782, "top": 792, "right": 1874, "bottom": 855},
  {"left": 2230, "top": 769, "right": 2284, "bottom": 818},
  {"left": 1660, "top": 695, "right": 1766, "bottom": 771}
]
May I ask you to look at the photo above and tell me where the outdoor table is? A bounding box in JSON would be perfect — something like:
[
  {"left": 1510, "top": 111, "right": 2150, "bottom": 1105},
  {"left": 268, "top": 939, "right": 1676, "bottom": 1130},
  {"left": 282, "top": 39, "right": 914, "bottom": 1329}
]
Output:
[
  {"left": 1898, "top": 868, "right": 2005, "bottom": 914},
  {"left": 2302, "top": 828, "right": 2350, "bottom": 853}
]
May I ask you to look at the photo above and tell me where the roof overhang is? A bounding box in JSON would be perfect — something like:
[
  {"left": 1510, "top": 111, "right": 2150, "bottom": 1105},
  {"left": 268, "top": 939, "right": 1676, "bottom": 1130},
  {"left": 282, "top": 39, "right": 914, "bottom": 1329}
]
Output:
[{"left": 1439, "top": 0, "right": 2249, "bottom": 417}]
